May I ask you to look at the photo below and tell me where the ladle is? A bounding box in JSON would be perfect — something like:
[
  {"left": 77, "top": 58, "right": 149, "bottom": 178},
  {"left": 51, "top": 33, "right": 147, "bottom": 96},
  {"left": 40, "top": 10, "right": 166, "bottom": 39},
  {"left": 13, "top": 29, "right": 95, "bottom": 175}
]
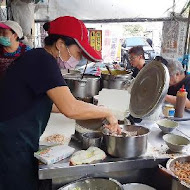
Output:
[
  {"left": 105, "top": 65, "right": 112, "bottom": 75},
  {"left": 81, "top": 60, "right": 88, "bottom": 80}
]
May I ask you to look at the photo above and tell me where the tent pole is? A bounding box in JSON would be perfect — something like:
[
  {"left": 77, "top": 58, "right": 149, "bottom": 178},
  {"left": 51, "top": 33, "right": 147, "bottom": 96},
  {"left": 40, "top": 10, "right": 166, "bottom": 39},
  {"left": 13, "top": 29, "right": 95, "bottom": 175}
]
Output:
[
  {"left": 184, "top": 6, "right": 190, "bottom": 55},
  {"left": 184, "top": 6, "right": 190, "bottom": 73},
  {"left": 6, "top": 0, "right": 12, "bottom": 20}
]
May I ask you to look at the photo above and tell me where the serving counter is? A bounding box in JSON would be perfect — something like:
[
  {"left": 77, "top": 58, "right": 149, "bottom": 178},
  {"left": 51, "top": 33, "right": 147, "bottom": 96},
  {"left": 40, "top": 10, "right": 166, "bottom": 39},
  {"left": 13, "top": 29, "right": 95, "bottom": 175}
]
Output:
[{"left": 38, "top": 112, "right": 190, "bottom": 190}]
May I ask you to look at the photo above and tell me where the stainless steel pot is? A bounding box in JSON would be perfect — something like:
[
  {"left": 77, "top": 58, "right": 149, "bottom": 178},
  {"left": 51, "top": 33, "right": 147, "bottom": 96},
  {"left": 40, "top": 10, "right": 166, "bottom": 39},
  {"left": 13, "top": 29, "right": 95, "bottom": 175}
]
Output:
[
  {"left": 166, "top": 156, "right": 190, "bottom": 190},
  {"left": 58, "top": 177, "right": 124, "bottom": 190},
  {"left": 63, "top": 74, "right": 100, "bottom": 99},
  {"left": 101, "top": 70, "right": 133, "bottom": 90},
  {"left": 103, "top": 124, "right": 150, "bottom": 158}
]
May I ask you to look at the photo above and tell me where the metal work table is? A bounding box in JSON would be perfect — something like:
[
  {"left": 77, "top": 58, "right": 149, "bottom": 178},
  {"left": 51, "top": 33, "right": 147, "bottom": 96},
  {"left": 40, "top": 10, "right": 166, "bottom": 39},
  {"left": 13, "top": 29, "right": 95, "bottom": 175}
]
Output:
[{"left": 38, "top": 111, "right": 190, "bottom": 190}]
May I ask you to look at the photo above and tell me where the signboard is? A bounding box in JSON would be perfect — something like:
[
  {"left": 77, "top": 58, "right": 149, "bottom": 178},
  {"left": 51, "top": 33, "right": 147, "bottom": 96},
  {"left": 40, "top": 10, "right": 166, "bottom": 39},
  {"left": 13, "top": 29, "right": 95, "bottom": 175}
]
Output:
[
  {"left": 102, "top": 29, "right": 121, "bottom": 63},
  {"left": 89, "top": 30, "right": 102, "bottom": 56},
  {"left": 161, "top": 21, "right": 187, "bottom": 60}
]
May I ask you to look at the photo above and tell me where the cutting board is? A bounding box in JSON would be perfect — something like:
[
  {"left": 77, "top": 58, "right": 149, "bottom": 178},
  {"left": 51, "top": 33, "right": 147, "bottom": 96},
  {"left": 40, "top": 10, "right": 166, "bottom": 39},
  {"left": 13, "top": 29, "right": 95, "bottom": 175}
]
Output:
[{"left": 39, "top": 113, "right": 75, "bottom": 146}]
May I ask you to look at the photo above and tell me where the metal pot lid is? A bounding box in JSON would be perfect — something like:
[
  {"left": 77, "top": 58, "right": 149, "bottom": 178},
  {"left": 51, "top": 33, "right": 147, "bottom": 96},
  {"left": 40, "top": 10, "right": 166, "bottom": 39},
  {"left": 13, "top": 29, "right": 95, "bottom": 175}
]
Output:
[{"left": 129, "top": 61, "right": 169, "bottom": 118}]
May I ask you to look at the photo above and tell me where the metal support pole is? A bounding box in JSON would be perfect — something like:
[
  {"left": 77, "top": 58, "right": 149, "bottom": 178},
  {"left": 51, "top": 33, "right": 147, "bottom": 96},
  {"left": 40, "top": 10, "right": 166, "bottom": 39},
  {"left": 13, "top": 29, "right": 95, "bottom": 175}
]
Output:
[
  {"left": 183, "top": 6, "right": 190, "bottom": 73},
  {"left": 6, "top": 0, "right": 13, "bottom": 20}
]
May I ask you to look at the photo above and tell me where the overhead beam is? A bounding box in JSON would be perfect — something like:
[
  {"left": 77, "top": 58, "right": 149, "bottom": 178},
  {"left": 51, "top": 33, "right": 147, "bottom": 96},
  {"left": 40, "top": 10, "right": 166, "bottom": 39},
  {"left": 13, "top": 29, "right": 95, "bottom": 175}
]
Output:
[{"left": 35, "top": 17, "right": 188, "bottom": 23}]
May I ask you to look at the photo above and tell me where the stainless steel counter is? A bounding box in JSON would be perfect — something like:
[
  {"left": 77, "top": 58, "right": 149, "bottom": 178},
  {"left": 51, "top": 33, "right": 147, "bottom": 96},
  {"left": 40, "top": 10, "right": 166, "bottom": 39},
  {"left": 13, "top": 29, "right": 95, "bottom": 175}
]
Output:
[{"left": 38, "top": 111, "right": 190, "bottom": 190}]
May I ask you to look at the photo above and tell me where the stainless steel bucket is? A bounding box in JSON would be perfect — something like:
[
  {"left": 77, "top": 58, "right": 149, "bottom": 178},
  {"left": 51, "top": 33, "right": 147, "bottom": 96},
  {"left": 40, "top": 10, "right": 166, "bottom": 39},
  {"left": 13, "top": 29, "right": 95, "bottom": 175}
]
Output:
[{"left": 103, "top": 125, "right": 150, "bottom": 158}]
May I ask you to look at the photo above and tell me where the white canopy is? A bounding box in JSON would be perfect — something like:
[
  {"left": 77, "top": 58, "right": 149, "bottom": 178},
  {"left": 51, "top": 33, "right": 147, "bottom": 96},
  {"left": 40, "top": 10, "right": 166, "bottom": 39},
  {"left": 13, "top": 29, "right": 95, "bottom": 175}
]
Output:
[{"left": 34, "top": 0, "right": 189, "bottom": 21}]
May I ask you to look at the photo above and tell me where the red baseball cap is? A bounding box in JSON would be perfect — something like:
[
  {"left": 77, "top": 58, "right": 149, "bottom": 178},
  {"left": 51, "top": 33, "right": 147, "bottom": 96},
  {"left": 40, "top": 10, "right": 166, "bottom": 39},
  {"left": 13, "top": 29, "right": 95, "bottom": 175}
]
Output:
[{"left": 48, "top": 16, "right": 102, "bottom": 62}]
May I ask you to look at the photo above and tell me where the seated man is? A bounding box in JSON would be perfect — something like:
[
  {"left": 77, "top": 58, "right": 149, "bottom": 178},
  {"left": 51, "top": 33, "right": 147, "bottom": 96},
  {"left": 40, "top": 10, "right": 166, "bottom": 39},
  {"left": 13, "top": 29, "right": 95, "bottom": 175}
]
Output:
[
  {"left": 165, "top": 59, "right": 190, "bottom": 109},
  {"left": 128, "top": 46, "right": 146, "bottom": 78}
]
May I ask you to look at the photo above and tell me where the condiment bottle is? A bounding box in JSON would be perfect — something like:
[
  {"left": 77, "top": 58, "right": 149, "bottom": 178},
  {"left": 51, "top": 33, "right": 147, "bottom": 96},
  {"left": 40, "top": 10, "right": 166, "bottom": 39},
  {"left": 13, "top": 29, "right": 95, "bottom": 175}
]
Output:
[{"left": 174, "top": 85, "right": 187, "bottom": 118}]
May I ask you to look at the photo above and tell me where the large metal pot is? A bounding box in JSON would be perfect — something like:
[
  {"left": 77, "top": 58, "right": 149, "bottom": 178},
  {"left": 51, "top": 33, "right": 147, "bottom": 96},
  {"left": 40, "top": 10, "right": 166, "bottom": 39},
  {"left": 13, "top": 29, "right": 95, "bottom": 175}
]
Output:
[
  {"left": 101, "top": 70, "right": 133, "bottom": 90},
  {"left": 63, "top": 74, "right": 100, "bottom": 99},
  {"left": 103, "top": 124, "right": 150, "bottom": 158},
  {"left": 166, "top": 156, "right": 190, "bottom": 190},
  {"left": 58, "top": 177, "right": 124, "bottom": 190}
]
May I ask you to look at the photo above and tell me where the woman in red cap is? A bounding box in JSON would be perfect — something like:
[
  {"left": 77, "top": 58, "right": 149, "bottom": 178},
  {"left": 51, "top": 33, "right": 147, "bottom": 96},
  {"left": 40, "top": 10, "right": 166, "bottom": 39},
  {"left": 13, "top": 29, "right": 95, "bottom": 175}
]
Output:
[
  {"left": 0, "top": 20, "right": 31, "bottom": 78},
  {"left": 0, "top": 16, "right": 121, "bottom": 190}
]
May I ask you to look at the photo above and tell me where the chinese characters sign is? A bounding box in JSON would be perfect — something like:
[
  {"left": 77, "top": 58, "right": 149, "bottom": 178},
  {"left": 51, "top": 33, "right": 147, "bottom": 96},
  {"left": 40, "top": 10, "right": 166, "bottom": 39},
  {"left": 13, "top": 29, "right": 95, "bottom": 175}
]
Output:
[
  {"left": 89, "top": 30, "right": 102, "bottom": 54},
  {"left": 161, "top": 21, "right": 187, "bottom": 59}
]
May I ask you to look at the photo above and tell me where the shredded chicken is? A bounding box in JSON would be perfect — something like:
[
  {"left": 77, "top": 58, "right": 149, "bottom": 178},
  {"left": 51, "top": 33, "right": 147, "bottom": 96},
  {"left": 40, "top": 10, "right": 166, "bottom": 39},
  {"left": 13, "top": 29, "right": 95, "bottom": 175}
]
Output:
[{"left": 45, "top": 134, "right": 65, "bottom": 144}]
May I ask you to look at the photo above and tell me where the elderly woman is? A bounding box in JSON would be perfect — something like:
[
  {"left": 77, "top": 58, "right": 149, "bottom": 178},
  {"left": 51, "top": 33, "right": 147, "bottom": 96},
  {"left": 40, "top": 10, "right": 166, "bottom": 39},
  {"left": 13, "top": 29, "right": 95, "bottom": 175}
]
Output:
[
  {"left": 0, "top": 20, "right": 31, "bottom": 78},
  {"left": 0, "top": 16, "right": 121, "bottom": 190},
  {"left": 165, "top": 59, "right": 190, "bottom": 109}
]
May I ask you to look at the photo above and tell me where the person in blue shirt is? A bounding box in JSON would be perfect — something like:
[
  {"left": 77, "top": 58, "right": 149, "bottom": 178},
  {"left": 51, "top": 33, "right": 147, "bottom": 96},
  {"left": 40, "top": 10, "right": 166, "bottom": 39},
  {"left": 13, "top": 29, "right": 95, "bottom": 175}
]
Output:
[{"left": 0, "top": 16, "right": 121, "bottom": 190}]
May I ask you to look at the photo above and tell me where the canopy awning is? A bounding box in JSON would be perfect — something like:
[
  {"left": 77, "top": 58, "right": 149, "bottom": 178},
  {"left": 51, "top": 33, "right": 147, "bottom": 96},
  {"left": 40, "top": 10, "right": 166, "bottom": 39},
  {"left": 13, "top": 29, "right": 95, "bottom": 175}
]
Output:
[{"left": 34, "top": 0, "right": 189, "bottom": 22}]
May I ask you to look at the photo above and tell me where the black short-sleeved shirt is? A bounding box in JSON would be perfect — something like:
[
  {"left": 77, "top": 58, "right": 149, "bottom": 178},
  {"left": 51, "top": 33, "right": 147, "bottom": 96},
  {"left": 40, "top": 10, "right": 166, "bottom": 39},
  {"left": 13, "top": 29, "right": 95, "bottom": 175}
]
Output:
[
  {"left": 168, "top": 76, "right": 190, "bottom": 99},
  {"left": 132, "top": 67, "right": 140, "bottom": 78},
  {"left": 131, "top": 63, "right": 146, "bottom": 78},
  {"left": 0, "top": 48, "right": 67, "bottom": 121}
]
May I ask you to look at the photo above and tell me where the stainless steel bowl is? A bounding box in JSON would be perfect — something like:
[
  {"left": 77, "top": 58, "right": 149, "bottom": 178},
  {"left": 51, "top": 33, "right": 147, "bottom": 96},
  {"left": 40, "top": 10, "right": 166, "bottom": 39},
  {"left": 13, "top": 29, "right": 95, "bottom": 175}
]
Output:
[
  {"left": 82, "top": 132, "right": 103, "bottom": 149},
  {"left": 58, "top": 177, "right": 124, "bottom": 190},
  {"left": 123, "top": 183, "right": 156, "bottom": 190},
  {"left": 103, "top": 125, "right": 150, "bottom": 158}
]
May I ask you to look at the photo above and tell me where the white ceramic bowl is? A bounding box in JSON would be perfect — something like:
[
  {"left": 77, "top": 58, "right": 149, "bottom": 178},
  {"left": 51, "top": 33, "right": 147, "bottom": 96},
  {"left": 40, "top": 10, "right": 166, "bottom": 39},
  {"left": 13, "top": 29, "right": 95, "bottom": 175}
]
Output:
[
  {"left": 163, "top": 134, "right": 190, "bottom": 152},
  {"left": 156, "top": 119, "right": 178, "bottom": 133},
  {"left": 123, "top": 183, "right": 156, "bottom": 190}
]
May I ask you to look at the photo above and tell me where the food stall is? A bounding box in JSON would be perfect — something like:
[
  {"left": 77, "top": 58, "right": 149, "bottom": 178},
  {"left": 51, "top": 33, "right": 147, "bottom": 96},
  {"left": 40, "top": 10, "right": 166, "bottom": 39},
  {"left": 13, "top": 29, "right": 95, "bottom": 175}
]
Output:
[
  {"left": 2, "top": 1, "right": 189, "bottom": 190},
  {"left": 38, "top": 114, "right": 190, "bottom": 190},
  {"left": 38, "top": 62, "right": 190, "bottom": 190}
]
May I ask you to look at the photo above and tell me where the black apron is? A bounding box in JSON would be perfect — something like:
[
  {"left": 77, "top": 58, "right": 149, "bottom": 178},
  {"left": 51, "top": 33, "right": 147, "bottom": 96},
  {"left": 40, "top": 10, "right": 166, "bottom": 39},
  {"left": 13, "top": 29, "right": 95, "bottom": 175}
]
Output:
[{"left": 0, "top": 95, "right": 52, "bottom": 190}]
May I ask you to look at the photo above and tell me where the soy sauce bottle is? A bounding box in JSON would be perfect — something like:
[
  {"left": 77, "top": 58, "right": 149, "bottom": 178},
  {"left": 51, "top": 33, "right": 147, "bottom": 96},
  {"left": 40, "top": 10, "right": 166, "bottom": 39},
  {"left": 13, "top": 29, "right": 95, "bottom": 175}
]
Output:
[{"left": 174, "top": 85, "right": 187, "bottom": 118}]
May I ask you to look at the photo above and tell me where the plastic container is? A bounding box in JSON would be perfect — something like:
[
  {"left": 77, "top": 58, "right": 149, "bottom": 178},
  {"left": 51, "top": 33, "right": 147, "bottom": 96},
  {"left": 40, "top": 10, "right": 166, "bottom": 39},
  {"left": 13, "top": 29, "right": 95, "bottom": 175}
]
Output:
[
  {"left": 175, "top": 85, "right": 187, "bottom": 118},
  {"left": 163, "top": 104, "right": 175, "bottom": 117}
]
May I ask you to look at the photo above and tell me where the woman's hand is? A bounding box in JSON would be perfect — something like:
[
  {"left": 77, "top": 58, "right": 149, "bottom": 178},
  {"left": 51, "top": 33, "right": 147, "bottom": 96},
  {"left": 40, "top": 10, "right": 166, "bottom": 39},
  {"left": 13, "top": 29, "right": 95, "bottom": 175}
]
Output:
[{"left": 104, "top": 114, "right": 121, "bottom": 134}]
